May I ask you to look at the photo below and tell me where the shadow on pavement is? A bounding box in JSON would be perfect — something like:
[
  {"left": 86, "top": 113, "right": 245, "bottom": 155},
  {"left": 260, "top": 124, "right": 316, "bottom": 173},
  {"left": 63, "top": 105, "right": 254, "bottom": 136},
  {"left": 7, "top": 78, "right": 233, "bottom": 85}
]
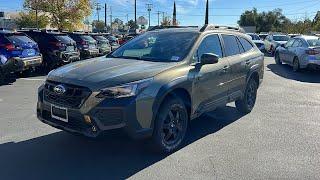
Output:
[
  {"left": 0, "top": 106, "right": 243, "bottom": 180},
  {"left": 267, "top": 64, "right": 320, "bottom": 83}
]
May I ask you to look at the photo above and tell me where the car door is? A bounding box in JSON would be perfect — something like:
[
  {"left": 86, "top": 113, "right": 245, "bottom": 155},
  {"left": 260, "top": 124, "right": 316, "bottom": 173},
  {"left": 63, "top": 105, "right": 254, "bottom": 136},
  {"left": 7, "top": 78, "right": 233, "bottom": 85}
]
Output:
[
  {"left": 287, "top": 39, "right": 301, "bottom": 64},
  {"left": 280, "top": 39, "right": 295, "bottom": 62},
  {"left": 222, "top": 35, "right": 248, "bottom": 98},
  {"left": 192, "top": 34, "right": 231, "bottom": 114}
]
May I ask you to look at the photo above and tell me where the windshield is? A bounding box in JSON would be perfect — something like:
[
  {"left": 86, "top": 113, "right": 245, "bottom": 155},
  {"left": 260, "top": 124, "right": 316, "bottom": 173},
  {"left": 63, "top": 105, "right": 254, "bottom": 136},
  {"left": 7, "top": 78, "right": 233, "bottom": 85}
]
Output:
[
  {"left": 307, "top": 39, "right": 320, "bottom": 46},
  {"left": 6, "top": 33, "right": 35, "bottom": 44},
  {"left": 80, "top": 35, "right": 96, "bottom": 42},
  {"left": 108, "top": 36, "right": 118, "bottom": 41},
  {"left": 248, "top": 34, "right": 261, "bottom": 40},
  {"left": 273, "top": 35, "right": 289, "bottom": 41},
  {"left": 110, "top": 31, "right": 199, "bottom": 62},
  {"left": 94, "top": 36, "right": 108, "bottom": 42},
  {"left": 55, "top": 35, "right": 75, "bottom": 43}
]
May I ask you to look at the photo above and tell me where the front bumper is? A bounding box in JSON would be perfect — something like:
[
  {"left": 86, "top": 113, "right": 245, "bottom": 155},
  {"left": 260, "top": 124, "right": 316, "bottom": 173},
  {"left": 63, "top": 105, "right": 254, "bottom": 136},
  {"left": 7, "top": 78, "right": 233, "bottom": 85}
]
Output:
[
  {"left": 15, "top": 56, "right": 42, "bottom": 71},
  {"left": 98, "top": 47, "right": 111, "bottom": 55},
  {"left": 56, "top": 51, "right": 80, "bottom": 64},
  {"left": 37, "top": 86, "right": 151, "bottom": 138},
  {"left": 1, "top": 58, "right": 24, "bottom": 74},
  {"left": 80, "top": 49, "right": 100, "bottom": 58}
]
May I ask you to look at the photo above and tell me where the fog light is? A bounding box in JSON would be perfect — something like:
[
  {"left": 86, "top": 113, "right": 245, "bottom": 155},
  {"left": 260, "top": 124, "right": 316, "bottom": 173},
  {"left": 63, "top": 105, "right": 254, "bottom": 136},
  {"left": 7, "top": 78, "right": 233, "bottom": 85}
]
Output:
[{"left": 84, "top": 115, "right": 92, "bottom": 124}]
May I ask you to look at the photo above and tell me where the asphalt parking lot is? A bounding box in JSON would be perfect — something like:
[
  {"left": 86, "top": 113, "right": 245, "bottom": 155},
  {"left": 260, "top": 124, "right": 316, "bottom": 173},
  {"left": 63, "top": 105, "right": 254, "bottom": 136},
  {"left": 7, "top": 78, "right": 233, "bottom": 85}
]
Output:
[{"left": 0, "top": 56, "right": 320, "bottom": 180}]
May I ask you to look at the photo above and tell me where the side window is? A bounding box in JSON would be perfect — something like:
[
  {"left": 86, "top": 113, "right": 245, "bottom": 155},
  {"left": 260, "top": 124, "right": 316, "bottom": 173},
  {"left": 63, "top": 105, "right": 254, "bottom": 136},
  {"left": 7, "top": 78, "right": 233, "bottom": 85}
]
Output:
[
  {"left": 195, "top": 34, "right": 223, "bottom": 61},
  {"left": 285, "top": 39, "right": 295, "bottom": 48},
  {"left": 292, "top": 40, "right": 301, "bottom": 47},
  {"left": 239, "top": 37, "right": 254, "bottom": 52},
  {"left": 222, "top": 35, "right": 240, "bottom": 57}
]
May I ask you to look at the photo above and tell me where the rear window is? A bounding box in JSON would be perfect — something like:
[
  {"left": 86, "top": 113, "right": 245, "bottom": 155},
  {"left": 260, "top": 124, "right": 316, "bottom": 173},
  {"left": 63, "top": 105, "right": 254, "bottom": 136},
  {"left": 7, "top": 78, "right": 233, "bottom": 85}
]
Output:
[
  {"left": 222, "top": 35, "right": 241, "bottom": 57},
  {"left": 248, "top": 34, "right": 260, "bottom": 40},
  {"left": 307, "top": 39, "right": 320, "bottom": 46},
  {"left": 81, "top": 35, "right": 96, "bottom": 42},
  {"left": 54, "top": 35, "right": 74, "bottom": 43},
  {"left": 93, "top": 36, "right": 108, "bottom": 41},
  {"left": 273, "top": 35, "right": 289, "bottom": 41},
  {"left": 5, "top": 33, "right": 35, "bottom": 44}
]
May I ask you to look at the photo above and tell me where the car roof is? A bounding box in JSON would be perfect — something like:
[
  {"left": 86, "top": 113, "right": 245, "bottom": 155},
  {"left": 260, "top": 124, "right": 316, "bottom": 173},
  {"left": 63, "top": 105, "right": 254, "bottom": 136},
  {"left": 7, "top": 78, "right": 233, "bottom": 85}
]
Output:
[{"left": 295, "top": 35, "right": 319, "bottom": 40}]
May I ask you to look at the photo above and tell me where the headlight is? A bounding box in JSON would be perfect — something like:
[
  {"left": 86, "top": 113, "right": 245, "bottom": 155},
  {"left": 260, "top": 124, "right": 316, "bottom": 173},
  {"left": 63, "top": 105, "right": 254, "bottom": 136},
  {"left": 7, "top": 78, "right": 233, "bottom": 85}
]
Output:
[{"left": 96, "top": 78, "right": 153, "bottom": 99}]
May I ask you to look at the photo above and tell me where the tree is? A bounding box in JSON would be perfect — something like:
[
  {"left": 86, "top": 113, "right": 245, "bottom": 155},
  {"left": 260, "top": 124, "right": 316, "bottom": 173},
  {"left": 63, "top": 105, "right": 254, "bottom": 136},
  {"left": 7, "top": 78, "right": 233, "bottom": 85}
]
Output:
[
  {"left": 15, "top": 11, "right": 49, "bottom": 29},
  {"left": 24, "top": 0, "right": 92, "bottom": 31},
  {"left": 92, "top": 20, "right": 105, "bottom": 32},
  {"left": 161, "top": 16, "right": 172, "bottom": 26},
  {"left": 126, "top": 20, "right": 138, "bottom": 30},
  {"left": 238, "top": 8, "right": 257, "bottom": 26}
]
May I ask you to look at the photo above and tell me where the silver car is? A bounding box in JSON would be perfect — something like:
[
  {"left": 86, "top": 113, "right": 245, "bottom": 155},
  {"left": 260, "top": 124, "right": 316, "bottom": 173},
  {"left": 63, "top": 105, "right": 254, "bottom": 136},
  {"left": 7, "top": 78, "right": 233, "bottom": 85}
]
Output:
[
  {"left": 247, "top": 33, "right": 265, "bottom": 52},
  {"left": 275, "top": 35, "right": 320, "bottom": 71},
  {"left": 264, "top": 34, "right": 290, "bottom": 55}
]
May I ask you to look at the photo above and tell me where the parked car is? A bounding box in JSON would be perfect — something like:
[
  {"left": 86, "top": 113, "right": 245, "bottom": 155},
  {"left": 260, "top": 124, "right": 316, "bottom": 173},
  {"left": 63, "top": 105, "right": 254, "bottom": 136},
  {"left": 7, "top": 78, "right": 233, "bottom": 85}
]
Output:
[
  {"left": 37, "top": 25, "right": 264, "bottom": 153},
  {"left": 68, "top": 32, "right": 99, "bottom": 59},
  {"left": 275, "top": 35, "right": 320, "bottom": 71},
  {"left": 0, "top": 30, "right": 42, "bottom": 72},
  {"left": 90, "top": 34, "right": 112, "bottom": 55},
  {"left": 0, "top": 55, "right": 23, "bottom": 84},
  {"left": 259, "top": 32, "right": 269, "bottom": 40},
  {"left": 22, "top": 30, "right": 80, "bottom": 70},
  {"left": 247, "top": 33, "right": 265, "bottom": 52},
  {"left": 105, "top": 35, "right": 120, "bottom": 51},
  {"left": 264, "top": 34, "right": 290, "bottom": 55}
]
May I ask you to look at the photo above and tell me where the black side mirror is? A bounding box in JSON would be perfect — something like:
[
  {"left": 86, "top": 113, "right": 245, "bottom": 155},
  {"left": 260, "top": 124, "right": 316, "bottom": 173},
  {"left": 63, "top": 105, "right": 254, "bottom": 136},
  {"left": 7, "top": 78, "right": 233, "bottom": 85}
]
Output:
[{"left": 200, "top": 53, "right": 219, "bottom": 65}]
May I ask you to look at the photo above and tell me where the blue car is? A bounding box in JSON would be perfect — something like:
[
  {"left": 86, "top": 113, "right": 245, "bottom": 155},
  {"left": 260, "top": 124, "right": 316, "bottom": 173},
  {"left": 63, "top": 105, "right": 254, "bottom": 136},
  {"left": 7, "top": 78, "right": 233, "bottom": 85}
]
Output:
[{"left": 0, "top": 30, "right": 42, "bottom": 73}]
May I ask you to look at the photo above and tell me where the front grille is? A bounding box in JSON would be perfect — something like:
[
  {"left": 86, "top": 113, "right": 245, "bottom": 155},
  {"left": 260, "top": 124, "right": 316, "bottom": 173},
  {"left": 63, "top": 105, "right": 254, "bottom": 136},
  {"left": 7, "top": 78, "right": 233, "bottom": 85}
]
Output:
[{"left": 43, "top": 80, "right": 91, "bottom": 108}]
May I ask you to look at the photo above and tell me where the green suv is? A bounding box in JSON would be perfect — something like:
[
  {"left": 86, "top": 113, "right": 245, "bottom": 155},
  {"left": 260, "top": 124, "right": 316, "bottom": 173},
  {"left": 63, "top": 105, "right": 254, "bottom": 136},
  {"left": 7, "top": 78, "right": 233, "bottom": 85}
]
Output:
[{"left": 37, "top": 25, "right": 264, "bottom": 153}]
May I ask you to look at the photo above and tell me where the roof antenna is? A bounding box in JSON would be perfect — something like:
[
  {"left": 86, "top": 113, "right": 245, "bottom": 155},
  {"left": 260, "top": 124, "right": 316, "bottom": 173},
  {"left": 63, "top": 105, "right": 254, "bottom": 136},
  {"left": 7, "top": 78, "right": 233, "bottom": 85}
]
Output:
[{"left": 205, "top": 0, "right": 209, "bottom": 25}]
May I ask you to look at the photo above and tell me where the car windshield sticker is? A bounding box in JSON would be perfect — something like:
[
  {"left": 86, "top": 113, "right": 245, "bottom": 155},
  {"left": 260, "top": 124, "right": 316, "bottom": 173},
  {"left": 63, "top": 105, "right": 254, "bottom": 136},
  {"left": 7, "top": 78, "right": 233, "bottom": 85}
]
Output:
[{"left": 171, "top": 56, "right": 180, "bottom": 61}]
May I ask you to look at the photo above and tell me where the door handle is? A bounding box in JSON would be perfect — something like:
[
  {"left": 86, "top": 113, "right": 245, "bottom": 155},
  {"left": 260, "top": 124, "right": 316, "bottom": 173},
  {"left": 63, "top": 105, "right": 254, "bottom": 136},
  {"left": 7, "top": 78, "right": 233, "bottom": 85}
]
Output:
[
  {"left": 222, "top": 66, "right": 229, "bottom": 72},
  {"left": 245, "top": 60, "right": 251, "bottom": 65}
]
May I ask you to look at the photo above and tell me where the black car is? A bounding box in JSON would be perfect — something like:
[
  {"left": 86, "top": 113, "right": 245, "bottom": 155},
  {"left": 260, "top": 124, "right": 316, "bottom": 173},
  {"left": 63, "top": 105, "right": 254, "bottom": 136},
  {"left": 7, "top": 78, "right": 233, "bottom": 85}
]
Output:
[
  {"left": 90, "top": 34, "right": 112, "bottom": 55},
  {"left": 21, "top": 30, "right": 80, "bottom": 70},
  {"left": 67, "top": 33, "right": 99, "bottom": 59}
]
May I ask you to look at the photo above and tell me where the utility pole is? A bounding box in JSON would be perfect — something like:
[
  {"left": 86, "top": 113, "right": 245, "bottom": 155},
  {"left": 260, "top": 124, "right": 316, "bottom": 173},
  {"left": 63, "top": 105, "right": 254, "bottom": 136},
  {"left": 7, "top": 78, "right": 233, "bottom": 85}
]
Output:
[
  {"left": 134, "top": 0, "right": 137, "bottom": 26},
  {"left": 126, "top": 14, "right": 129, "bottom": 24},
  {"left": 110, "top": 6, "right": 112, "bottom": 33},
  {"left": 173, "top": 1, "right": 177, "bottom": 26},
  {"left": 157, "top": 11, "right": 161, "bottom": 26},
  {"left": 95, "top": 2, "right": 102, "bottom": 21},
  {"left": 105, "top": 3, "right": 107, "bottom": 28},
  {"left": 146, "top": 3, "right": 153, "bottom": 27},
  {"left": 162, "top": 12, "right": 165, "bottom": 22},
  {"left": 35, "top": 0, "right": 38, "bottom": 29},
  {"left": 205, "top": 0, "right": 209, "bottom": 25}
]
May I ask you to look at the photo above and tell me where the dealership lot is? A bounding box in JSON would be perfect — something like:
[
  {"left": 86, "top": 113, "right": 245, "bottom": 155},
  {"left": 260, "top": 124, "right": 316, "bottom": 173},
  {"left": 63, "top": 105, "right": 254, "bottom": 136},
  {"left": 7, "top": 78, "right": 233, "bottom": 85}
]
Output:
[{"left": 0, "top": 56, "right": 320, "bottom": 179}]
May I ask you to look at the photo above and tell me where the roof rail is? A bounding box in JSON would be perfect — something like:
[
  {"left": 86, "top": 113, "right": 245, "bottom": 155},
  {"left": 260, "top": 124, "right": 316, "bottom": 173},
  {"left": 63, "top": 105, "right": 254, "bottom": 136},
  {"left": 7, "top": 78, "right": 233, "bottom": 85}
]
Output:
[
  {"left": 200, "top": 24, "right": 244, "bottom": 33},
  {"left": 148, "top": 25, "right": 198, "bottom": 31}
]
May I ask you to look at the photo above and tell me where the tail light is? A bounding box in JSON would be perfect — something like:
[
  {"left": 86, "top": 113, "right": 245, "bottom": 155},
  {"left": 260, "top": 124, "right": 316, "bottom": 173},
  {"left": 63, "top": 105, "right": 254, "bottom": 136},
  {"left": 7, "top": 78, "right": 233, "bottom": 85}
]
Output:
[
  {"left": 306, "top": 49, "right": 320, "bottom": 55},
  {"left": 5, "top": 44, "right": 15, "bottom": 51},
  {"left": 49, "top": 41, "right": 65, "bottom": 47}
]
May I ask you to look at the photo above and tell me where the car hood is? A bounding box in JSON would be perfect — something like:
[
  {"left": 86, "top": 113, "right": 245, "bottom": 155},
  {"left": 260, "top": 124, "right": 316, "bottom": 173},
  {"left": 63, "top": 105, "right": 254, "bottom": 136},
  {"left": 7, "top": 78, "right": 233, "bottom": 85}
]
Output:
[{"left": 47, "top": 57, "right": 178, "bottom": 90}]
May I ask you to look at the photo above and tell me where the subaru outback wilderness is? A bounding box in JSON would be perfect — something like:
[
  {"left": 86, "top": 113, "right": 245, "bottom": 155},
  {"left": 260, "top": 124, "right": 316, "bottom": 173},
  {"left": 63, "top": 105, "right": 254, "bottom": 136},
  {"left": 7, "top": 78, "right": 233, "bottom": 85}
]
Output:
[{"left": 37, "top": 25, "right": 264, "bottom": 153}]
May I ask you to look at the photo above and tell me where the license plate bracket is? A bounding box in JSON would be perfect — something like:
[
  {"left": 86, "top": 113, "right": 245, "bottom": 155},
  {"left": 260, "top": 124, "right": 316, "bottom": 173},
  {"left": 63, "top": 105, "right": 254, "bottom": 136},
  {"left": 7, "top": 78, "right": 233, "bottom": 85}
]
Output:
[{"left": 51, "top": 105, "right": 68, "bottom": 122}]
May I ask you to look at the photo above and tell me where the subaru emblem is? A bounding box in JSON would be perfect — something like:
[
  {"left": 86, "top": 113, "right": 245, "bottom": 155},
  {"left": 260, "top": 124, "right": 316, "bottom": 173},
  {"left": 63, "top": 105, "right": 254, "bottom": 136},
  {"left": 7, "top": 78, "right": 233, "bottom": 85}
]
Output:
[{"left": 53, "top": 85, "right": 66, "bottom": 95}]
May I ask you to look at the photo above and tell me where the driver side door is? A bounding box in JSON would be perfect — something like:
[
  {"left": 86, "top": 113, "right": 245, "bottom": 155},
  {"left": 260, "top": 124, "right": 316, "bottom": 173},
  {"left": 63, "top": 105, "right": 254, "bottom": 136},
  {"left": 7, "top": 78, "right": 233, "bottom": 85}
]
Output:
[{"left": 192, "top": 34, "right": 231, "bottom": 114}]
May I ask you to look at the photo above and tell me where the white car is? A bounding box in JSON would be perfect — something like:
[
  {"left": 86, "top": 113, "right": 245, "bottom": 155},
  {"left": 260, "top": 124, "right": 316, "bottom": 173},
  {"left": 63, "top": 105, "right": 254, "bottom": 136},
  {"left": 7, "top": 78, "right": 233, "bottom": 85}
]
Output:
[
  {"left": 264, "top": 34, "right": 290, "bottom": 55},
  {"left": 247, "top": 33, "right": 265, "bottom": 52}
]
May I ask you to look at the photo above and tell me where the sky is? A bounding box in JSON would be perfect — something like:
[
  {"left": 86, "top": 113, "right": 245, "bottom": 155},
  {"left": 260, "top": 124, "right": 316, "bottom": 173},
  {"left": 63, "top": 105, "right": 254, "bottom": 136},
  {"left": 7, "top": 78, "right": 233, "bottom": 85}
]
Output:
[{"left": 1, "top": 0, "right": 320, "bottom": 27}]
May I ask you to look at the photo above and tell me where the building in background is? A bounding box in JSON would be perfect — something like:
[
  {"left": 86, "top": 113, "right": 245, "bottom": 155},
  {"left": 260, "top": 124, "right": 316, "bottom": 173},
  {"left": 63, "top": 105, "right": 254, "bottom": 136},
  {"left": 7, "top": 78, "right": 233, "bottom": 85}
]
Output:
[{"left": 0, "top": 12, "right": 18, "bottom": 29}]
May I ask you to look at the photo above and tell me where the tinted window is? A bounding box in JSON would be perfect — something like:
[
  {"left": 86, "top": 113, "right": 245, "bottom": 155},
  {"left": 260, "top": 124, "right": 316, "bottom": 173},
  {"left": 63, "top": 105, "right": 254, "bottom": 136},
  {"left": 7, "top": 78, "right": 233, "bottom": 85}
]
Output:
[
  {"left": 195, "top": 34, "right": 223, "bottom": 61},
  {"left": 222, "top": 35, "right": 240, "bottom": 57},
  {"left": 248, "top": 34, "right": 260, "bottom": 40},
  {"left": 54, "top": 35, "right": 75, "bottom": 43},
  {"left": 80, "top": 35, "right": 96, "bottom": 42},
  {"left": 239, "top": 37, "right": 254, "bottom": 52},
  {"left": 5, "top": 33, "right": 35, "bottom": 44}
]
